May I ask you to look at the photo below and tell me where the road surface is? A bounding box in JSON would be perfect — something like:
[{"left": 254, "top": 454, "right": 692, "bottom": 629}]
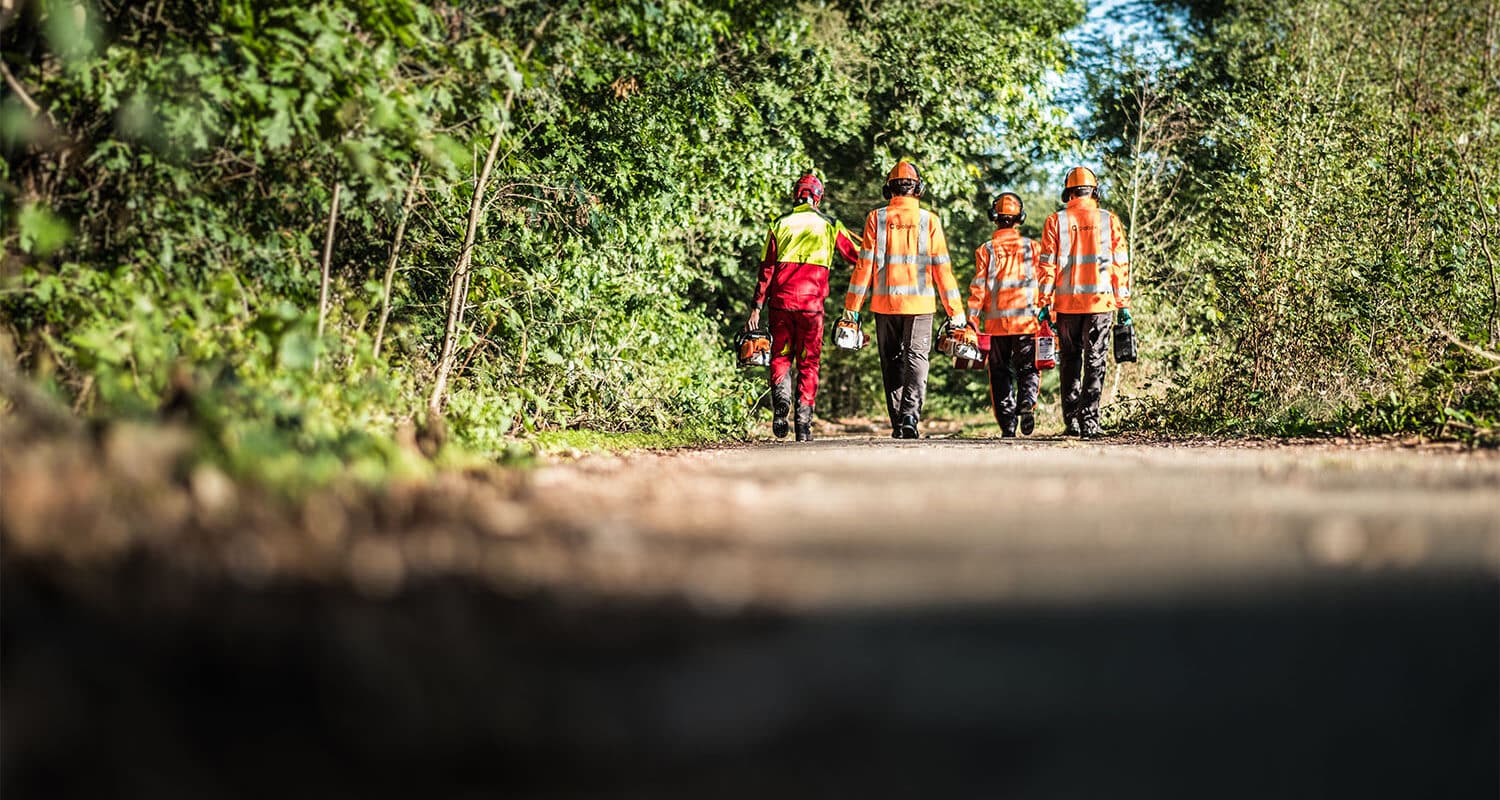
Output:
[{"left": 4, "top": 433, "right": 1498, "bottom": 798}]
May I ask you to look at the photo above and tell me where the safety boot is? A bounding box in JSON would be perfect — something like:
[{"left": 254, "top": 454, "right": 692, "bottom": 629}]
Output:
[
  {"left": 772, "top": 401, "right": 790, "bottom": 439},
  {"left": 1019, "top": 411, "right": 1035, "bottom": 436},
  {"left": 1080, "top": 417, "right": 1103, "bottom": 439},
  {"left": 794, "top": 406, "right": 814, "bottom": 442},
  {"left": 899, "top": 414, "right": 919, "bottom": 440},
  {"left": 1064, "top": 416, "right": 1081, "bottom": 437},
  {"left": 998, "top": 415, "right": 1017, "bottom": 438}
]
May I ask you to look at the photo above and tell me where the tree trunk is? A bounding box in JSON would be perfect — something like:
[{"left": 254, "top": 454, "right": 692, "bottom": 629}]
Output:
[
  {"left": 424, "top": 10, "right": 555, "bottom": 428},
  {"left": 373, "top": 164, "right": 422, "bottom": 360},
  {"left": 427, "top": 128, "right": 504, "bottom": 422},
  {"left": 314, "top": 180, "right": 342, "bottom": 372}
]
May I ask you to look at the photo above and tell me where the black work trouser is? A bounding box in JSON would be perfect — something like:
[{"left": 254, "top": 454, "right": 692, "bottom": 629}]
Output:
[
  {"left": 873, "top": 313, "right": 933, "bottom": 429},
  {"left": 987, "top": 333, "right": 1039, "bottom": 428},
  {"left": 1056, "top": 312, "right": 1112, "bottom": 425}
]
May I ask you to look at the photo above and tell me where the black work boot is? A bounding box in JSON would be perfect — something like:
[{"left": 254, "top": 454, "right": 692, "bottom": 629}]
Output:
[
  {"left": 1080, "top": 418, "right": 1103, "bottom": 439},
  {"left": 794, "top": 406, "right": 814, "bottom": 442},
  {"left": 772, "top": 402, "right": 790, "bottom": 439},
  {"left": 1020, "top": 411, "right": 1035, "bottom": 436},
  {"left": 899, "top": 414, "right": 919, "bottom": 440},
  {"left": 999, "top": 415, "right": 1017, "bottom": 438},
  {"left": 1064, "top": 416, "right": 1081, "bottom": 437}
]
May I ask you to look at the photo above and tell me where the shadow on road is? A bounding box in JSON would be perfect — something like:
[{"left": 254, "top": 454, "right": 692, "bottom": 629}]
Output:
[{"left": 4, "top": 557, "right": 1495, "bottom": 799}]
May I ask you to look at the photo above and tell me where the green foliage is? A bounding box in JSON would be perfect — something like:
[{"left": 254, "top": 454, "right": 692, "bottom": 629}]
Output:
[
  {"left": 1, "top": 0, "right": 1085, "bottom": 476},
  {"left": 1084, "top": 0, "right": 1500, "bottom": 444}
]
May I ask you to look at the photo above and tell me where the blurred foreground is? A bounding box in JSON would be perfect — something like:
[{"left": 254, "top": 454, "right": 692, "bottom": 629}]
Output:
[{"left": 4, "top": 432, "right": 1498, "bottom": 798}]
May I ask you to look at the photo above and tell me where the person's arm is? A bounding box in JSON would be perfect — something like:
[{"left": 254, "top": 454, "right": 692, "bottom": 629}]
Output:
[
  {"left": 833, "top": 222, "right": 859, "bottom": 266},
  {"left": 843, "top": 213, "right": 877, "bottom": 315},
  {"left": 1036, "top": 215, "right": 1058, "bottom": 312},
  {"left": 749, "top": 231, "right": 777, "bottom": 329},
  {"left": 929, "top": 217, "right": 964, "bottom": 322},
  {"left": 966, "top": 244, "right": 989, "bottom": 323},
  {"left": 1109, "top": 211, "right": 1131, "bottom": 310}
]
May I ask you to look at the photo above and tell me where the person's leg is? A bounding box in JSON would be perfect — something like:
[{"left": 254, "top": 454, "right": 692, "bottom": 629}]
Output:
[
  {"left": 793, "top": 311, "right": 823, "bottom": 441},
  {"left": 899, "top": 313, "right": 933, "bottom": 434},
  {"left": 989, "top": 335, "right": 1018, "bottom": 436},
  {"left": 1014, "top": 334, "right": 1040, "bottom": 435},
  {"left": 1078, "top": 312, "right": 1113, "bottom": 437},
  {"left": 874, "top": 313, "right": 906, "bottom": 435},
  {"left": 767, "top": 310, "right": 796, "bottom": 438},
  {"left": 1055, "top": 313, "right": 1086, "bottom": 436}
]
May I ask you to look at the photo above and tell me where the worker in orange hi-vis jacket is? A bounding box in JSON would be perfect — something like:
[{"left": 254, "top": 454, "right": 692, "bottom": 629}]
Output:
[
  {"left": 966, "top": 192, "right": 1055, "bottom": 438},
  {"left": 747, "top": 173, "right": 859, "bottom": 442},
  {"left": 1036, "top": 166, "right": 1132, "bottom": 439},
  {"left": 842, "top": 160, "right": 966, "bottom": 440}
]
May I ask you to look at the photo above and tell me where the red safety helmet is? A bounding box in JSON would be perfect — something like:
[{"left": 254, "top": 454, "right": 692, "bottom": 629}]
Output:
[{"left": 792, "top": 173, "right": 824, "bottom": 203}]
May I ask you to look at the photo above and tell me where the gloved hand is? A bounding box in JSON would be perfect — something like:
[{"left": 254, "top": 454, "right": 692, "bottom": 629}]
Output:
[
  {"left": 964, "top": 314, "right": 979, "bottom": 332},
  {"left": 841, "top": 309, "right": 859, "bottom": 324},
  {"left": 1118, "top": 308, "right": 1133, "bottom": 326},
  {"left": 1035, "top": 306, "right": 1052, "bottom": 326},
  {"left": 949, "top": 312, "right": 967, "bottom": 330}
]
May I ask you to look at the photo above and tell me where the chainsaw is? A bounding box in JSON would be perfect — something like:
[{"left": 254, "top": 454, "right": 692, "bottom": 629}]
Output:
[
  {"left": 735, "top": 327, "right": 771, "bottom": 368},
  {"left": 936, "top": 320, "right": 982, "bottom": 364},
  {"left": 954, "top": 331, "right": 989, "bottom": 370},
  {"left": 833, "top": 317, "right": 868, "bottom": 350}
]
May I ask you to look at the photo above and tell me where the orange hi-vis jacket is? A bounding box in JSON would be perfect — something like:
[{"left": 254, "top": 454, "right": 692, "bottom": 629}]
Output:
[
  {"left": 1037, "top": 197, "right": 1132, "bottom": 314},
  {"left": 843, "top": 196, "right": 963, "bottom": 317},
  {"left": 966, "top": 228, "right": 1055, "bottom": 336}
]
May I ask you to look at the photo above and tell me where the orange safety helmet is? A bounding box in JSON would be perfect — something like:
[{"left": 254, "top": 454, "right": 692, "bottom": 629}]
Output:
[
  {"left": 988, "top": 192, "right": 1025, "bottom": 225},
  {"left": 1061, "top": 166, "right": 1098, "bottom": 202},
  {"left": 882, "top": 160, "right": 926, "bottom": 199}
]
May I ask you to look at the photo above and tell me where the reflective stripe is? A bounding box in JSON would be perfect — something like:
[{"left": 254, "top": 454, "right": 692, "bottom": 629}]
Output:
[
  {"left": 944, "top": 288, "right": 961, "bottom": 301},
  {"left": 1112, "top": 250, "right": 1129, "bottom": 262},
  {"left": 916, "top": 209, "right": 931, "bottom": 292},
  {"left": 1055, "top": 210, "right": 1074, "bottom": 294},
  {"left": 1059, "top": 283, "right": 1113, "bottom": 294},
  {"left": 874, "top": 283, "right": 932, "bottom": 296},
  {"left": 996, "top": 279, "right": 1034, "bottom": 289},
  {"left": 859, "top": 249, "right": 874, "bottom": 260},
  {"left": 874, "top": 208, "right": 889, "bottom": 293},
  {"left": 986, "top": 307, "right": 1035, "bottom": 319},
  {"left": 1056, "top": 209, "right": 1071, "bottom": 272},
  {"left": 847, "top": 283, "right": 869, "bottom": 298},
  {"left": 883, "top": 254, "right": 928, "bottom": 265},
  {"left": 930, "top": 254, "right": 950, "bottom": 266},
  {"left": 1097, "top": 211, "right": 1113, "bottom": 273}
]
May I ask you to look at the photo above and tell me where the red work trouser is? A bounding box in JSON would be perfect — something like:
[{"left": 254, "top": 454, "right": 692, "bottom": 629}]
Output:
[{"left": 769, "top": 309, "right": 824, "bottom": 413}]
